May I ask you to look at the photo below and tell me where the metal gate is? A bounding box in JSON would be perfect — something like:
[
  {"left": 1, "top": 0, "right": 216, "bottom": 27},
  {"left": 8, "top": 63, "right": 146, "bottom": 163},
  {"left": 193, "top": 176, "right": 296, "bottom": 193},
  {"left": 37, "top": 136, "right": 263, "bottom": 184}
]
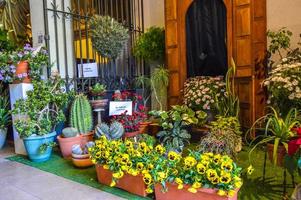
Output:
[{"left": 43, "top": 0, "right": 145, "bottom": 92}]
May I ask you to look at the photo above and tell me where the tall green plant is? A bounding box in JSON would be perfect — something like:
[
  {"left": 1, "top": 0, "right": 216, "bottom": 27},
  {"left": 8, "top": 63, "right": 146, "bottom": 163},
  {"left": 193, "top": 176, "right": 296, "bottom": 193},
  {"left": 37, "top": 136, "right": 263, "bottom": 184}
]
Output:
[
  {"left": 135, "top": 75, "right": 151, "bottom": 107},
  {"left": 151, "top": 65, "right": 169, "bottom": 110},
  {"left": 248, "top": 107, "right": 300, "bottom": 165},
  {"left": 70, "top": 94, "right": 93, "bottom": 134},
  {"left": 0, "top": 85, "right": 10, "bottom": 129},
  {"left": 215, "top": 59, "right": 240, "bottom": 117}
]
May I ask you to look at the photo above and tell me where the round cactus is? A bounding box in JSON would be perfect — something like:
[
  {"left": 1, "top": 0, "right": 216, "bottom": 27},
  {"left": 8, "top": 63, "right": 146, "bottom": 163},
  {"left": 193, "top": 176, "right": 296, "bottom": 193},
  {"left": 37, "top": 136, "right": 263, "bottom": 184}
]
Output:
[
  {"left": 70, "top": 94, "right": 93, "bottom": 134},
  {"left": 95, "top": 121, "right": 124, "bottom": 140},
  {"left": 62, "top": 127, "right": 78, "bottom": 138}
]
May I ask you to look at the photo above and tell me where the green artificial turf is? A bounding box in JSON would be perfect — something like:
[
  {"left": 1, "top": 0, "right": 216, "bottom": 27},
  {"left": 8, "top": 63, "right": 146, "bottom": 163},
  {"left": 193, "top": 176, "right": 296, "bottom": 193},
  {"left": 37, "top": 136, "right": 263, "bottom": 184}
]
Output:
[{"left": 7, "top": 148, "right": 300, "bottom": 200}]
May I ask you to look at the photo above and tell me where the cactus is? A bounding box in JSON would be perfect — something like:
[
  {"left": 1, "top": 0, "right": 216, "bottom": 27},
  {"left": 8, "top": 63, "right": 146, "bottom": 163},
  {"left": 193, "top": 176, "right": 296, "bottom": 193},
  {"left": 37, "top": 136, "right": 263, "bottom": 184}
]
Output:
[
  {"left": 72, "top": 144, "right": 83, "bottom": 155},
  {"left": 95, "top": 121, "right": 124, "bottom": 140},
  {"left": 70, "top": 94, "right": 93, "bottom": 134},
  {"left": 61, "top": 127, "right": 78, "bottom": 138}
]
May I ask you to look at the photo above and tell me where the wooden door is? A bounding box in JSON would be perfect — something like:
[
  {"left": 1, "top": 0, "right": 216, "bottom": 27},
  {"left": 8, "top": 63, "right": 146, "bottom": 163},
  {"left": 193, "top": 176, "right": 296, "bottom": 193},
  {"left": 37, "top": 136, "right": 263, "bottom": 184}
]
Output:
[{"left": 165, "top": 0, "right": 266, "bottom": 128}]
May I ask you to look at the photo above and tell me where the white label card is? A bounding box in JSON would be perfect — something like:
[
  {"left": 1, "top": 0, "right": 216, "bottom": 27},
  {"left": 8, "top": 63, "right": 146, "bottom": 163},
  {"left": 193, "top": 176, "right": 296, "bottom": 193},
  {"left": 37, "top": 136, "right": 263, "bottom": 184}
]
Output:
[
  {"left": 78, "top": 62, "right": 98, "bottom": 78},
  {"left": 109, "top": 101, "right": 133, "bottom": 116}
]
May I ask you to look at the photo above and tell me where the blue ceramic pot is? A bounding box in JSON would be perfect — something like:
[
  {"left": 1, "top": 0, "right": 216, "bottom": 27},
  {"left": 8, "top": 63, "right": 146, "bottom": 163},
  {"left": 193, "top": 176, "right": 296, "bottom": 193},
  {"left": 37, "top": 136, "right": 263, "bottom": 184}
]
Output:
[
  {"left": 298, "top": 157, "right": 301, "bottom": 169},
  {"left": 23, "top": 131, "right": 56, "bottom": 163},
  {"left": 0, "top": 128, "right": 7, "bottom": 149},
  {"left": 54, "top": 121, "right": 65, "bottom": 142}
]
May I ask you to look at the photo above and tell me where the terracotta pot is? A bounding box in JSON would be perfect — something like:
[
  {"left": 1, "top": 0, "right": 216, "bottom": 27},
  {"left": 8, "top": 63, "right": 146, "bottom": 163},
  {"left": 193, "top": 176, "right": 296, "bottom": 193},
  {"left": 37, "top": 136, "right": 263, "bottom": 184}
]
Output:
[
  {"left": 72, "top": 154, "right": 93, "bottom": 168},
  {"left": 57, "top": 135, "right": 82, "bottom": 159},
  {"left": 81, "top": 131, "right": 94, "bottom": 146},
  {"left": 90, "top": 99, "right": 108, "bottom": 110},
  {"left": 14, "top": 61, "right": 31, "bottom": 83},
  {"left": 155, "top": 183, "right": 238, "bottom": 200},
  {"left": 123, "top": 130, "right": 141, "bottom": 138},
  {"left": 96, "top": 164, "right": 147, "bottom": 197},
  {"left": 267, "top": 143, "right": 286, "bottom": 166},
  {"left": 139, "top": 121, "right": 152, "bottom": 134}
]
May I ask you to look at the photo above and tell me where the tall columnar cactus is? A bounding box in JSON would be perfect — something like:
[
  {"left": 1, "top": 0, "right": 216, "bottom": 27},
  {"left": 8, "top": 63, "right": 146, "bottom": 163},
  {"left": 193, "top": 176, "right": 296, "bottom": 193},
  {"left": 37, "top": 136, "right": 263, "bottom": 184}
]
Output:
[{"left": 70, "top": 94, "right": 93, "bottom": 134}]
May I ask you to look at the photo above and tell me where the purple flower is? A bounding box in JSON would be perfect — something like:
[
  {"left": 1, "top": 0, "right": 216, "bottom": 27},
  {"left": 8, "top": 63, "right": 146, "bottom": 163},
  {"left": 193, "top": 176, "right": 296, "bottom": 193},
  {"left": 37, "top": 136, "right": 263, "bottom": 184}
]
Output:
[
  {"left": 17, "top": 74, "right": 23, "bottom": 79},
  {"left": 9, "top": 65, "right": 15, "bottom": 70},
  {"left": 0, "top": 74, "right": 3, "bottom": 80},
  {"left": 0, "top": 69, "right": 5, "bottom": 74},
  {"left": 18, "top": 53, "right": 23, "bottom": 58},
  {"left": 22, "top": 73, "right": 28, "bottom": 77}
]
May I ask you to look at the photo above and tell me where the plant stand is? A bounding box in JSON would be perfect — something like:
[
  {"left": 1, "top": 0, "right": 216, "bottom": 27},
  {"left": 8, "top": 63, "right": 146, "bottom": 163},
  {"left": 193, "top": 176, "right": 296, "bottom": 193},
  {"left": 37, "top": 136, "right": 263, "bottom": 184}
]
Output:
[
  {"left": 94, "top": 108, "right": 105, "bottom": 124},
  {"left": 262, "top": 148, "right": 295, "bottom": 197}
]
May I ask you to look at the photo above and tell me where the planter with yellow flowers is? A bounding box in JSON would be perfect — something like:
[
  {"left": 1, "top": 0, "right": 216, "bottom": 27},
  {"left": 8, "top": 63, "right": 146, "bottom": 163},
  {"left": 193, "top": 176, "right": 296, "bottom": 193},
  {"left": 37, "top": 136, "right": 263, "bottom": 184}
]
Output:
[
  {"left": 89, "top": 135, "right": 158, "bottom": 197},
  {"left": 151, "top": 152, "right": 242, "bottom": 200}
]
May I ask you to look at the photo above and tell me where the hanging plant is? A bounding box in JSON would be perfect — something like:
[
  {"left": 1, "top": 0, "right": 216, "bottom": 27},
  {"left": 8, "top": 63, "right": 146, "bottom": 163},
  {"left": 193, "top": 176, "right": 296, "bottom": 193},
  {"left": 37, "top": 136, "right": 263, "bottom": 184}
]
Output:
[{"left": 89, "top": 15, "right": 129, "bottom": 59}]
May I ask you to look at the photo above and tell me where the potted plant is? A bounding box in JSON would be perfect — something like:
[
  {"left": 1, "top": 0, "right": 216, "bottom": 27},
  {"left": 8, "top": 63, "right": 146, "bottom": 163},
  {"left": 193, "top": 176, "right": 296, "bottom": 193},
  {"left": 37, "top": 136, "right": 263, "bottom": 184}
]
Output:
[
  {"left": 152, "top": 151, "right": 242, "bottom": 200},
  {"left": 57, "top": 127, "right": 81, "bottom": 159},
  {"left": 89, "top": 15, "right": 129, "bottom": 59},
  {"left": 89, "top": 136, "right": 156, "bottom": 197},
  {"left": 89, "top": 83, "right": 108, "bottom": 110},
  {"left": 71, "top": 142, "right": 94, "bottom": 168},
  {"left": 0, "top": 87, "right": 10, "bottom": 149},
  {"left": 150, "top": 66, "right": 169, "bottom": 111},
  {"left": 248, "top": 107, "right": 300, "bottom": 166},
  {"left": 133, "top": 26, "right": 165, "bottom": 63},
  {"left": 12, "top": 77, "right": 69, "bottom": 162},
  {"left": 198, "top": 116, "right": 242, "bottom": 157},
  {"left": 113, "top": 111, "right": 141, "bottom": 138},
  {"left": 149, "top": 105, "right": 207, "bottom": 152},
  {"left": 70, "top": 94, "right": 94, "bottom": 145},
  {"left": 95, "top": 121, "right": 124, "bottom": 140}
]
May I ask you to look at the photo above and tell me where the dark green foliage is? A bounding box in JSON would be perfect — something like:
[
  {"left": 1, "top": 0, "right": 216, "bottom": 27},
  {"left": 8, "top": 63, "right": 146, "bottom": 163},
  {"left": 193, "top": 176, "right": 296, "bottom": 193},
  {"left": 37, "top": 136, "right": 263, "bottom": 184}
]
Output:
[
  {"left": 90, "top": 15, "right": 129, "bottom": 59},
  {"left": 133, "top": 26, "right": 165, "bottom": 62},
  {"left": 0, "top": 85, "right": 10, "bottom": 129}
]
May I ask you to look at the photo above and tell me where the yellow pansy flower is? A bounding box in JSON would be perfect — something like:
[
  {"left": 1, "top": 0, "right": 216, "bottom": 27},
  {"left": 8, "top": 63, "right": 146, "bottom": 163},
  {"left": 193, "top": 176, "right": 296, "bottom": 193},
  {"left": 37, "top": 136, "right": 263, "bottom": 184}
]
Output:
[
  {"left": 221, "top": 161, "right": 233, "bottom": 171},
  {"left": 219, "top": 172, "right": 231, "bottom": 184},
  {"left": 155, "top": 144, "right": 165, "bottom": 155},
  {"left": 103, "top": 165, "right": 109, "bottom": 169},
  {"left": 110, "top": 181, "right": 116, "bottom": 187},
  {"left": 192, "top": 182, "right": 201, "bottom": 189},
  {"left": 143, "top": 173, "right": 153, "bottom": 185},
  {"left": 196, "top": 163, "right": 206, "bottom": 174},
  {"left": 213, "top": 154, "right": 221, "bottom": 164},
  {"left": 145, "top": 187, "right": 154, "bottom": 194},
  {"left": 137, "top": 162, "right": 144, "bottom": 171},
  {"left": 228, "top": 190, "right": 236, "bottom": 197},
  {"left": 184, "top": 156, "right": 197, "bottom": 169},
  {"left": 217, "top": 190, "right": 226, "bottom": 196},
  {"left": 157, "top": 172, "right": 167, "bottom": 182},
  {"left": 147, "top": 164, "right": 154, "bottom": 171},
  {"left": 206, "top": 169, "right": 218, "bottom": 180},
  {"left": 188, "top": 187, "right": 197, "bottom": 193},
  {"left": 247, "top": 165, "right": 254, "bottom": 175},
  {"left": 112, "top": 171, "right": 124, "bottom": 179}
]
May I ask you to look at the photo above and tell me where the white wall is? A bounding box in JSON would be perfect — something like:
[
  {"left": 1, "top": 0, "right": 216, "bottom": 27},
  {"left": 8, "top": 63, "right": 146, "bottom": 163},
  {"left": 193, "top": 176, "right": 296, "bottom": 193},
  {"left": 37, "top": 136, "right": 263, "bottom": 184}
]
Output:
[
  {"left": 143, "top": 0, "right": 165, "bottom": 29},
  {"left": 267, "top": 0, "right": 301, "bottom": 60}
]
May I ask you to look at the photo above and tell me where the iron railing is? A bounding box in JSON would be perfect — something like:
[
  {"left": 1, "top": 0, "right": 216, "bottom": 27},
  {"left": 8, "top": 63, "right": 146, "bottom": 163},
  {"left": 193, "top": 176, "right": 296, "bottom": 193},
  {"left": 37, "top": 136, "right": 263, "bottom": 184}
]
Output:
[{"left": 43, "top": 0, "right": 145, "bottom": 93}]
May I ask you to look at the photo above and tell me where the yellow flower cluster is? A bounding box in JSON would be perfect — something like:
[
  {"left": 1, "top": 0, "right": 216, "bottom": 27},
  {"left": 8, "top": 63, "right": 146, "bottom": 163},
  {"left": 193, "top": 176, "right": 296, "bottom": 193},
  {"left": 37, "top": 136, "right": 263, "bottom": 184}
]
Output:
[{"left": 89, "top": 136, "right": 242, "bottom": 196}]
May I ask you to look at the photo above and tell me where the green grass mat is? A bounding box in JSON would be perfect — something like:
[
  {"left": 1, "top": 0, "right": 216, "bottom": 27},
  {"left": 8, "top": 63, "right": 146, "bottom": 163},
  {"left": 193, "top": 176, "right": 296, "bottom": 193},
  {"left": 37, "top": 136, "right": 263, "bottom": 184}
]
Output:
[
  {"left": 7, "top": 152, "right": 151, "bottom": 200},
  {"left": 7, "top": 148, "right": 300, "bottom": 200}
]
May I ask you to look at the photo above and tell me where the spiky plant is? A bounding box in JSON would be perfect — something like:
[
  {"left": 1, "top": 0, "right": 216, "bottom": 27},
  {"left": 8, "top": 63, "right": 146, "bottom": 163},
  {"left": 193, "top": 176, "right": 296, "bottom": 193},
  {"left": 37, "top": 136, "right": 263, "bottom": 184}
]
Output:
[{"left": 70, "top": 94, "right": 93, "bottom": 134}]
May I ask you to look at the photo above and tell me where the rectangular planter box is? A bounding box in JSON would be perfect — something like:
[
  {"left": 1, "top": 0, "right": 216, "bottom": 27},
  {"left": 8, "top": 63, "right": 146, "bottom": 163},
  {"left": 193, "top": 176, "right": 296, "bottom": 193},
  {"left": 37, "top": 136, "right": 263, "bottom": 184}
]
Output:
[
  {"left": 96, "top": 164, "right": 148, "bottom": 197},
  {"left": 155, "top": 183, "right": 238, "bottom": 200}
]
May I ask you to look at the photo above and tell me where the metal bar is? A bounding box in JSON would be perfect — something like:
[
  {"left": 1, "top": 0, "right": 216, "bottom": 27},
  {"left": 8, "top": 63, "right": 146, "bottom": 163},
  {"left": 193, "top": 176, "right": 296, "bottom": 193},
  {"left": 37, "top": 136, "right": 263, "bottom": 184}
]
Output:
[
  {"left": 53, "top": 0, "right": 60, "bottom": 73},
  {"left": 62, "top": 0, "right": 69, "bottom": 81},
  {"left": 43, "top": 0, "right": 51, "bottom": 78},
  {"left": 84, "top": 0, "right": 90, "bottom": 63}
]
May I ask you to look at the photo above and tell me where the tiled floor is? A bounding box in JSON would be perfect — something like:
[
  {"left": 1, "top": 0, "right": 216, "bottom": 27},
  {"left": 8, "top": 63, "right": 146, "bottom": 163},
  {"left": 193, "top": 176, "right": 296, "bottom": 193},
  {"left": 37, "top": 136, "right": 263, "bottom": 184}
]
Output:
[{"left": 0, "top": 145, "right": 124, "bottom": 200}]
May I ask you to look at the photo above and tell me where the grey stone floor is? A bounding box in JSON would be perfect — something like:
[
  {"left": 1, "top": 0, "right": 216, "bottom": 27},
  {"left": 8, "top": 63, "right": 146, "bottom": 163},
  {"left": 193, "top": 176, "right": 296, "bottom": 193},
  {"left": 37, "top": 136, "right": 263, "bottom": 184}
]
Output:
[{"left": 0, "top": 144, "right": 124, "bottom": 200}]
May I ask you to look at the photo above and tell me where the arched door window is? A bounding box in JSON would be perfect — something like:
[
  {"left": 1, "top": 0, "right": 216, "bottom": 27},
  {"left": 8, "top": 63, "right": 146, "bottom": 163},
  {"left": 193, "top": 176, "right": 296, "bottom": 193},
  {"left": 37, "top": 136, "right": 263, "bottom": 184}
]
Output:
[{"left": 186, "top": 0, "right": 227, "bottom": 77}]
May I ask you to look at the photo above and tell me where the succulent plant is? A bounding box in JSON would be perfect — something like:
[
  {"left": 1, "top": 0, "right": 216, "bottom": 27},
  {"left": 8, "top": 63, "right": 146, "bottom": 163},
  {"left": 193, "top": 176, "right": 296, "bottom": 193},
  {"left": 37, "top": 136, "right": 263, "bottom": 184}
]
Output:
[
  {"left": 72, "top": 144, "right": 83, "bottom": 155},
  {"left": 95, "top": 121, "right": 124, "bottom": 140},
  {"left": 70, "top": 94, "right": 93, "bottom": 134},
  {"left": 61, "top": 127, "right": 78, "bottom": 138}
]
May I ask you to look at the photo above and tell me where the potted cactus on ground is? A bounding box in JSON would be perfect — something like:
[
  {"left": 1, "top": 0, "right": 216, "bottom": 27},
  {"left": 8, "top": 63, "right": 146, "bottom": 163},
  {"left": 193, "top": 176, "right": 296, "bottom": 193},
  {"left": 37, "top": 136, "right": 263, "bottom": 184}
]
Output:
[
  {"left": 71, "top": 142, "right": 94, "bottom": 168},
  {"left": 70, "top": 94, "right": 94, "bottom": 145},
  {"left": 57, "top": 127, "right": 81, "bottom": 159},
  {"left": 95, "top": 121, "right": 124, "bottom": 140}
]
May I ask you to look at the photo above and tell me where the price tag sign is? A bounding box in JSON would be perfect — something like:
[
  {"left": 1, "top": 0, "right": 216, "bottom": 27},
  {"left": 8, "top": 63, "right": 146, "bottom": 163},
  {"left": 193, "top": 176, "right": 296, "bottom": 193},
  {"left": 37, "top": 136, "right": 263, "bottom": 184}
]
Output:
[
  {"left": 109, "top": 101, "right": 133, "bottom": 116},
  {"left": 78, "top": 62, "right": 98, "bottom": 78}
]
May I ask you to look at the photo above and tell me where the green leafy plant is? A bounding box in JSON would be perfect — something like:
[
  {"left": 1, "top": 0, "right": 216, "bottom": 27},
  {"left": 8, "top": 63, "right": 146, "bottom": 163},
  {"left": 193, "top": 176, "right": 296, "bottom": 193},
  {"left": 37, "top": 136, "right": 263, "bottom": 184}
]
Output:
[
  {"left": 0, "top": 29, "right": 16, "bottom": 51},
  {"left": 150, "top": 105, "right": 207, "bottom": 151},
  {"left": 135, "top": 75, "right": 151, "bottom": 107},
  {"left": 215, "top": 59, "right": 240, "bottom": 117},
  {"left": 199, "top": 115, "right": 242, "bottom": 158},
  {"left": 248, "top": 107, "right": 300, "bottom": 165},
  {"left": 90, "top": 15, "right": 129, "bottom": 59},
  {"left": 150, "top": 65, "right": 169, "bottom": 110},
  {"left": 39, "top": 141, "right": 57, "bottom": 154},
  {"left": 267, "top": 28, "right": 292, "bottom": 59},
  {"left": 0, "top": 86, "right": 10, "bottom": 129},
  {"left": 13, "top": 76, "right": 69, "bottom": 138},
  {"left": 133, "top": 26, "right": 165, "bottom": 62},
  {"left": 89, "top": 83, "right": 106, "bottom": 100},
  {"left": 70, "top": 94, "right": 93, "bottom": 134}
]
